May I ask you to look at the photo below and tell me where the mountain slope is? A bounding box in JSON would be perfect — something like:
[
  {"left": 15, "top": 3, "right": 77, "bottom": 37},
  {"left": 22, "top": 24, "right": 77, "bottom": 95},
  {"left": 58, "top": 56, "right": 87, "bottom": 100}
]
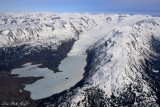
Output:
[
  {"left": 0, "top": 13, "right": 160, "bottom": 107},
  {"left": 38, "top": 15, "right": 160, "bottom": 107}
]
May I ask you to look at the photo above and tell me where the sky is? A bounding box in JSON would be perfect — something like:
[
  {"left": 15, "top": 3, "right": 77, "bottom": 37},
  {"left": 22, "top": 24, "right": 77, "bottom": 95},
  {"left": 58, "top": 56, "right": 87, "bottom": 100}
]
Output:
[{"left": 0, "top": 0, "right": 160, "bottom": 15}]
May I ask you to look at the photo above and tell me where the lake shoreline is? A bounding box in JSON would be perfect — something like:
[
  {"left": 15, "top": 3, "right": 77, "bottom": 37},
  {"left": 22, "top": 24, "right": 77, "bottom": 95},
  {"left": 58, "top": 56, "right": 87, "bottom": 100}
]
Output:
[{"left": 0, "top": 38, "right": 76, "bottom": 107}]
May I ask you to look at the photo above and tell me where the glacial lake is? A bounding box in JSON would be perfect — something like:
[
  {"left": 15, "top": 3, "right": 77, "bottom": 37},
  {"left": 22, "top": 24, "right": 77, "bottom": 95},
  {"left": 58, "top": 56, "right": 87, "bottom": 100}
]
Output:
[{"left": 11, "top": 55, "right": 87, "bottom": 100}]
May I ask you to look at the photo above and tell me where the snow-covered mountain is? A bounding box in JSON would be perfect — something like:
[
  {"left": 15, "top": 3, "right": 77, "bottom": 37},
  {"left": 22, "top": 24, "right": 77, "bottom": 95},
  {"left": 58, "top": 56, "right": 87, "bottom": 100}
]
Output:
[
  {"left": 0, "top": 13, "right": 160, "bottom": 107},
  {"left": 0, "top": 13, "right": 97, "bottom": 71}
]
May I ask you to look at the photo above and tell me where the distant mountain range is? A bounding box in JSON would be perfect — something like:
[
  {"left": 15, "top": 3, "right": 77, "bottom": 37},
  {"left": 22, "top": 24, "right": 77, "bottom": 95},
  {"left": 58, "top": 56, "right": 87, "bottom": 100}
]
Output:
[{"left": 0, "top": 13, "right": 160, "bottom": 107}]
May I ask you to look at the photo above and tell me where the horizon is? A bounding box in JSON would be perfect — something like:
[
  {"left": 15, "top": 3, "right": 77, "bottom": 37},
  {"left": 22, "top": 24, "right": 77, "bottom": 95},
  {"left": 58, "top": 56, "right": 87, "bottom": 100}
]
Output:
[{"left": 1, "top": 11, "right": 160, "bottom": 17}]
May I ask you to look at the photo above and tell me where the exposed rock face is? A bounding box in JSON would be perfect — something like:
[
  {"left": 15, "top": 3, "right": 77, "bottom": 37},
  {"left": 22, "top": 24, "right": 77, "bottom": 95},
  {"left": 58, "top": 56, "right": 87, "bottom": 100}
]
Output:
[
  {"left": 0, "top": 38, "right": 75, "bottom": 72},
  {"left": 0, "top": 13, "right": 94, "bottom": 106},
  {"left": 81, "top": 22, "right": 160, "bottom": 106},
  {"left": 0, "top": 38, "right": 76, "bottom": 107},
  {"left": 38, "top": 15, "right": 160, "bottom": 107},
  {"left": 1, "top": 13, "right": 160, "bottom": 107}
]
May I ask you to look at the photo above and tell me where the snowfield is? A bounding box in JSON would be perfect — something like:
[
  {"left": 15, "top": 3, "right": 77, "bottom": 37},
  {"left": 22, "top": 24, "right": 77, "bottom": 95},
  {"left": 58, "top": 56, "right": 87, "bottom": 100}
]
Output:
[{"left": 0, "top": 13, "right": 160, "bottom": 106}]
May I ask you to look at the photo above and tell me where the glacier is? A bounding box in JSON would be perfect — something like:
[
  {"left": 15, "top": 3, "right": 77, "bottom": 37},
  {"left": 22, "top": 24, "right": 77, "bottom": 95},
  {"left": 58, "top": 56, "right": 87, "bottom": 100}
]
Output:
[{"left": 0, "top": 13, "right": 160, "bottom": 107}]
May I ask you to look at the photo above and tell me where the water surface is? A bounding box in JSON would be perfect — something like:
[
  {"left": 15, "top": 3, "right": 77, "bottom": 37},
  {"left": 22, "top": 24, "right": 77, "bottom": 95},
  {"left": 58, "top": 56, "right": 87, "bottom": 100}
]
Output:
[{"left": 11, "top": 55, "right": 87, "bottom": 100}]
